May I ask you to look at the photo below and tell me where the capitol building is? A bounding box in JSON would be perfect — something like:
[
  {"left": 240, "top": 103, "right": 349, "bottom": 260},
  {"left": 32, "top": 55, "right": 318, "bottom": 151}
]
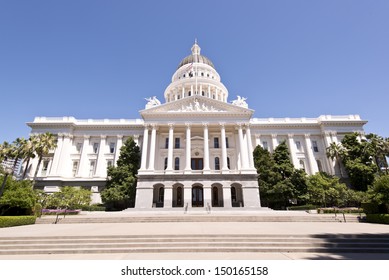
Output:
[{"left": 26, "top": 42, "right": 367, "bottom": 209}]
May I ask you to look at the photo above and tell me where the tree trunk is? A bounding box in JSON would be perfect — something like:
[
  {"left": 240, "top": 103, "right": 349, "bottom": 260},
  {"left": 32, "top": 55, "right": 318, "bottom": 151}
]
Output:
[
  {"left": 22, "top": 158, "right": 30, "bottom": 179},
  {"left": 33, "top": 156, "right": 42, "bottom": 181}
]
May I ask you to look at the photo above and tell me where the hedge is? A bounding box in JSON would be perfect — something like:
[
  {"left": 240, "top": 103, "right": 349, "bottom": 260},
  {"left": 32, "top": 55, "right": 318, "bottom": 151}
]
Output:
[
  {"left": 318, "top": 208, "right": 362, "bottom": 214},
  {"left": 366, "top": 214, "right": 389, "bottom": 224},
  {"left": 288, "top": 205, "right": 318, "bottom": 211},
  {"left": 0, "top": 216, "right": 36, "bottom": 228}
]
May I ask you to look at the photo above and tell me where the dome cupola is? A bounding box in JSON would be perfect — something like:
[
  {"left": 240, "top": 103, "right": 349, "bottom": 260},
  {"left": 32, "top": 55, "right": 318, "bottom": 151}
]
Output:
[{"left": 164, "top": 41, "right": 229, "bottom": 103}]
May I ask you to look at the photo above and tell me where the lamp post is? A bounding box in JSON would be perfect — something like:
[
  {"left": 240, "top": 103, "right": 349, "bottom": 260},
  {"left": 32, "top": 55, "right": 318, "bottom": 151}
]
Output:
[{"left": 0, "top": 161, "right": 14, "bottom": 199}]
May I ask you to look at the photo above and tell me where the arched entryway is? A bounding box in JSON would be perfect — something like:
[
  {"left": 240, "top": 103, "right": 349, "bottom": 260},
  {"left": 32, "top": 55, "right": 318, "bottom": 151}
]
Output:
[
  {"left": 211, "top": 183, "right": 224, "bottom": 207},
  {"left": 231, "top": 183, "right": 244, "bottom": 207},
  {"left": 152, "top": 184, "right": 164, "bottom": 208},
  {"left": 173, "top": 183, "right": 184, "bottom": 207},
  {"left": 192, "top": 185, "right": 204, "bottom": 207}
]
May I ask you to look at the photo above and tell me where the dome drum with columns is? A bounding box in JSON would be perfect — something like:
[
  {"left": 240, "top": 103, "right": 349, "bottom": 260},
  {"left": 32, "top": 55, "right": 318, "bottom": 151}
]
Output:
[{"left": 25, "top": 41, "right": 367, "bottom": 210}]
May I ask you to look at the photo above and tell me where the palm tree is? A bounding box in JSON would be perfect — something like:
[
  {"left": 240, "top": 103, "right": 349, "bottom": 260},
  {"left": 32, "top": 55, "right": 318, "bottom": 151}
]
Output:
[
  {"left": 364, "top": 134, "right": 389, "bottom": 172},
  {"left": 326, "top": 142, "right": 347, "bottom": 177},
  {"left": 32, "top": 133, "right": 57, "bottom": 181},
  {"left": 21, "top": 137, "right": 36, "bottom": 179},
  {"left": 10, "top": 137, "right": 28, "bottom": 172}
]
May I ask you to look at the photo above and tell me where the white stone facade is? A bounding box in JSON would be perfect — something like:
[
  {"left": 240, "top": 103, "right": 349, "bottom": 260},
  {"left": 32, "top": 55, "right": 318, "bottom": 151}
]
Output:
[{"left": 26, "top": 42, "right": 367, "bottom": 209}]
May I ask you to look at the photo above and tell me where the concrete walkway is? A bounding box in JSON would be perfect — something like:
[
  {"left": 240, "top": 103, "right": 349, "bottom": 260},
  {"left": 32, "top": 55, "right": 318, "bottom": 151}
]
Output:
[{"left": 0, "top": 211, "right": 388, "bottom": 260}]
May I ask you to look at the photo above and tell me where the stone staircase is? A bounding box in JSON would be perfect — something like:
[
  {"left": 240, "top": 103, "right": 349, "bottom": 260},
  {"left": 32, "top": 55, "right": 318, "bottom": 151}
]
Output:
[
  {"left": 35, "top": 213, "right": 362, "bottom": 224},
  {"left": 1, "top": 233, "right": 388, "bottom": 255}
]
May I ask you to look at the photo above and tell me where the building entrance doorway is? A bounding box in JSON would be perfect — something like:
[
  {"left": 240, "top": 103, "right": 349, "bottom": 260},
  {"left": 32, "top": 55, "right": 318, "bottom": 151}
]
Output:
[
  {"left": 191, "top": 158, "right": 203, "bottom": 170},
  {"left": 192, "top": 186, "right": 204, "bottom": 207}
]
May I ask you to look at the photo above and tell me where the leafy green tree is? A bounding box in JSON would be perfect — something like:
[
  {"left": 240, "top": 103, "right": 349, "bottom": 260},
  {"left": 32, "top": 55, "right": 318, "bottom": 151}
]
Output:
[
  {"left": 368, "top": 175, "right": 389, "bottom": 205},
  {"left": 101, "top": 137, "right": 141, "bottom": 210},
  {"left": 0, "top": 177, "right": 36, "bottom": 215},
  {"left": 253, "top": 141, "right": 307, "bottom": 209},
  {"left": 46, "top": 187, "right": 91, "bottom": 210}
]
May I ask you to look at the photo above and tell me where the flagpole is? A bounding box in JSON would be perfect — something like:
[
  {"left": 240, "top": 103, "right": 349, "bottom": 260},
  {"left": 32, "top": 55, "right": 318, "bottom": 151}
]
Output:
[{"left": 195, "top": 39, "right": 198, "bottom": 95}]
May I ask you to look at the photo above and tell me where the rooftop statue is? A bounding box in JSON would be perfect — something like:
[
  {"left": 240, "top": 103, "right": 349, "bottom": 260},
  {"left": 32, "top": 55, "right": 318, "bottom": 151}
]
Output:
[
  {"left": 231, "top": 95, "right": 248, "bottom": 108},
  {"left": 145, "top": 96, "right": 161, "bottom": 108}
]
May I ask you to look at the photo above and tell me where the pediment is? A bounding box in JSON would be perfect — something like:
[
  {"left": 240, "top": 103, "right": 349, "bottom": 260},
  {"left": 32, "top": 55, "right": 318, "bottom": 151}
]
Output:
[{"left": 140, "top": 96, "right": 253, "bottom": 119}]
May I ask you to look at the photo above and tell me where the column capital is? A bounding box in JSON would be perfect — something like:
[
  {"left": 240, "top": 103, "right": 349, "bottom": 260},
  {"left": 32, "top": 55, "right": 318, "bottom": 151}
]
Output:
[
  {"left": 255, "top": 133, "right": 261, "bottom": 138},
  {"left": 185, "top": 123, "right": 192, "bottom": 128},
  {"left": 100, "top": 135, "right": 107, "bottom": 140},
  {"left": 288, "top": 133, "right": 294, "bottom": 138},
  {"left": 83, "top": 135, "right": 90, "bottom": 140},
  {"left": 133, "top": 134, "right": 139, "bottom": 140},
  {"left": 271, "top": 134, "right": 277, "bottom": 138},
  {"left": 304, "top": 133, "right": 311, "bottom": 138},
  {"left": 219, "top": 122, "right": 226, "bottom": 128},
  {"left": 323, "top": 131, "right": 331, "bottom": 137},
  {"left": 168, "top": 123, "right": 175, "bottom": 128},
  {"left": 202, "top": 122, "right": 209, "bottom": 127},
  {"left": 116, "top": 134, "right": 123, "bottom": 139},
  {"left": 57, "top": 133, "right": 64, "bottom": 137}
]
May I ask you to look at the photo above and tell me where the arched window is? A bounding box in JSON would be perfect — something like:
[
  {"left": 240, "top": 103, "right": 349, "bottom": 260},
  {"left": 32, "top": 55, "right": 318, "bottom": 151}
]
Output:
[
  {"left": 231, "top": 187, "right": 237, "bottom": 202},
  {"left": 158, "top": 187, "right": 164, "bottom": 203},
  {"left": 188, "top": 91, "right": 191, "bottom": 96},
  {"left": 164, "top": 157, "right": 168, "bottom": 170},
  {"left": 175, "top": 157, "right": 180, "bottom": 170},
  {"left": 215, "top": 157, "right": 220, "bottom": 170}
]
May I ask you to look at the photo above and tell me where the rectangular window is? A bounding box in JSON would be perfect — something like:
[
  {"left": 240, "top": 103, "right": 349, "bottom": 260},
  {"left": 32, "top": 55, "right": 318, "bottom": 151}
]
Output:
[
  {"left": 175, "top": 138, "right": 180, "bottom": 149},
  {"left": 107, "top": 160, "right": 113, "bottom": 168},
  {"left": 295, "top": 141, "right": 301, "bottom": 151},
  {"left": 312, "top": 141, "right": 319, "bottom": 152},
  {"left": 214, "top": 137, "right": 219, "bottom": 148},
  {"left": 76, "top": 143, "right": 82, "bottom": 153},
  {"left": 89, "top": 160, "right": 96, "bottom": 177},
  {"left": 93, "top": 143, "right": 99, "bottom": 154},
  {"left": 226, "top": 137, "right": 229, "bottom": 148},
  {"left": 262, "top": 141, "right": 268, "bottom": 151},
  {"left": 72, "top": 161, "right": 79, "bottom": 177},
  {"left": 109, "top": 142, "right": 115, "bottom": 154},
  {"left": 165, "top": 138, "right": 169, "bottom": 149},
  {"left": 41, "top": 160, "right": 49, "bottom": 176}
]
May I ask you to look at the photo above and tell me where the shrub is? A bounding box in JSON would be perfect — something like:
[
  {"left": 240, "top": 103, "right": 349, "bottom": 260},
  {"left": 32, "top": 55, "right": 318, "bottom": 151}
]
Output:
[
  {"left": 0, "top": 216, "right": 36, "bottom": 228},
  {"left": 288, "top": 204, "right": 318, "bottom": 210},
  {"left": 366, "top": 214, "right": 389, "bottom": 224},
  {"left": 34, "top": 203, "right": 42, "bottom": 217},
  {"left": 80, "top": 204, "right": 106, "bottom": 211},
  {"left": 318, "top": 208, "right": 363, "bottom": 214},
  {"left": 361, "top": 202, "right": 380, "bottom": 214}
]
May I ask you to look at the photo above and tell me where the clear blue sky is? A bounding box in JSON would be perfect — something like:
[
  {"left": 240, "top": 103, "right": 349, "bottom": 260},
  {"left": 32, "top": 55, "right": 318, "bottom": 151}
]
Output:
[{"left": 0, "top": 0, "right": 388, "bottom": 143}]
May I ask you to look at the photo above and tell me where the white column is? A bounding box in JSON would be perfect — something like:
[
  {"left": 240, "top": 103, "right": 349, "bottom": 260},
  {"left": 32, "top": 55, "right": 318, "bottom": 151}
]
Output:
[
  {"left": 245, "top": 124, "right": 255, "bottom": 169},
  {"left": 57, "top": 134, "right": 72, "bottom": 177},
  {"left": 203, "top": 123, "right": 210, "bottom": 172},
  {"left": 49, "top": 133, "right": 64, "bottom": 176},
  {"left": 77, "top": 135, "right": 90, "bottom": 177},
  {"left": 238, "top": 124, "right": 249, "bottom": 169},
  {"left": 114, "top": 135, "right": 123, "bottom": 165},
  {"left": 191, "top": 85, "right": 194, "bottom": 95},
  {"left": 164, "top": 186, "right": 172, "bottom": 208},
  {"left": 208, "top": 85, "right": 211, "bottom": 98},
  {"left": 140, "top": 126, "right": 149, "bottom": 171},
  {"left": 148, "top": 125, "right": 157, "bottom": 171},
  {"left": 255, "top": 134, "right": 261, "bottom": 147},
  {"left": 133, "top": 134, "right": 139, "bottom": 146},
  {"left": 96, "top": 135, "right": 106, "bottom": 177},
  {"left": 185, "top": 123, "right": 192, "bottom": 172},
  {"left": 323, "top": 131, "right": 335, "bottom": 174},
  {"left": 220, "top": 123, "right": 229, "bottom": 172},
  {"left": 271, "top": 134, "right": 278, "bottom": 152},
  {"left": 182, "top": 86, "right": 185, "bottom": 98},
  {"left": 304, "top": 134, "right": 319, "bottom": 174},
  {"left": 199, "top": 84, "right": 203, "bottom": 95},
  {"left": 223, "top": 186, "right": 232, "bottom": 208},
  {"left": 288, "top": 134, "right": 299, "bottom": 168},
  {"left": 166, "top": 124, "right": 174, "bottom": 172}
]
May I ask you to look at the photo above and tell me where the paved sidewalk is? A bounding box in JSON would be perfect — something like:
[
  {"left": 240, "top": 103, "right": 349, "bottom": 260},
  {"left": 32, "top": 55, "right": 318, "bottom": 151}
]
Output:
[{"left": 0, "top": 219, "right": 388, "bottom": 260}]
